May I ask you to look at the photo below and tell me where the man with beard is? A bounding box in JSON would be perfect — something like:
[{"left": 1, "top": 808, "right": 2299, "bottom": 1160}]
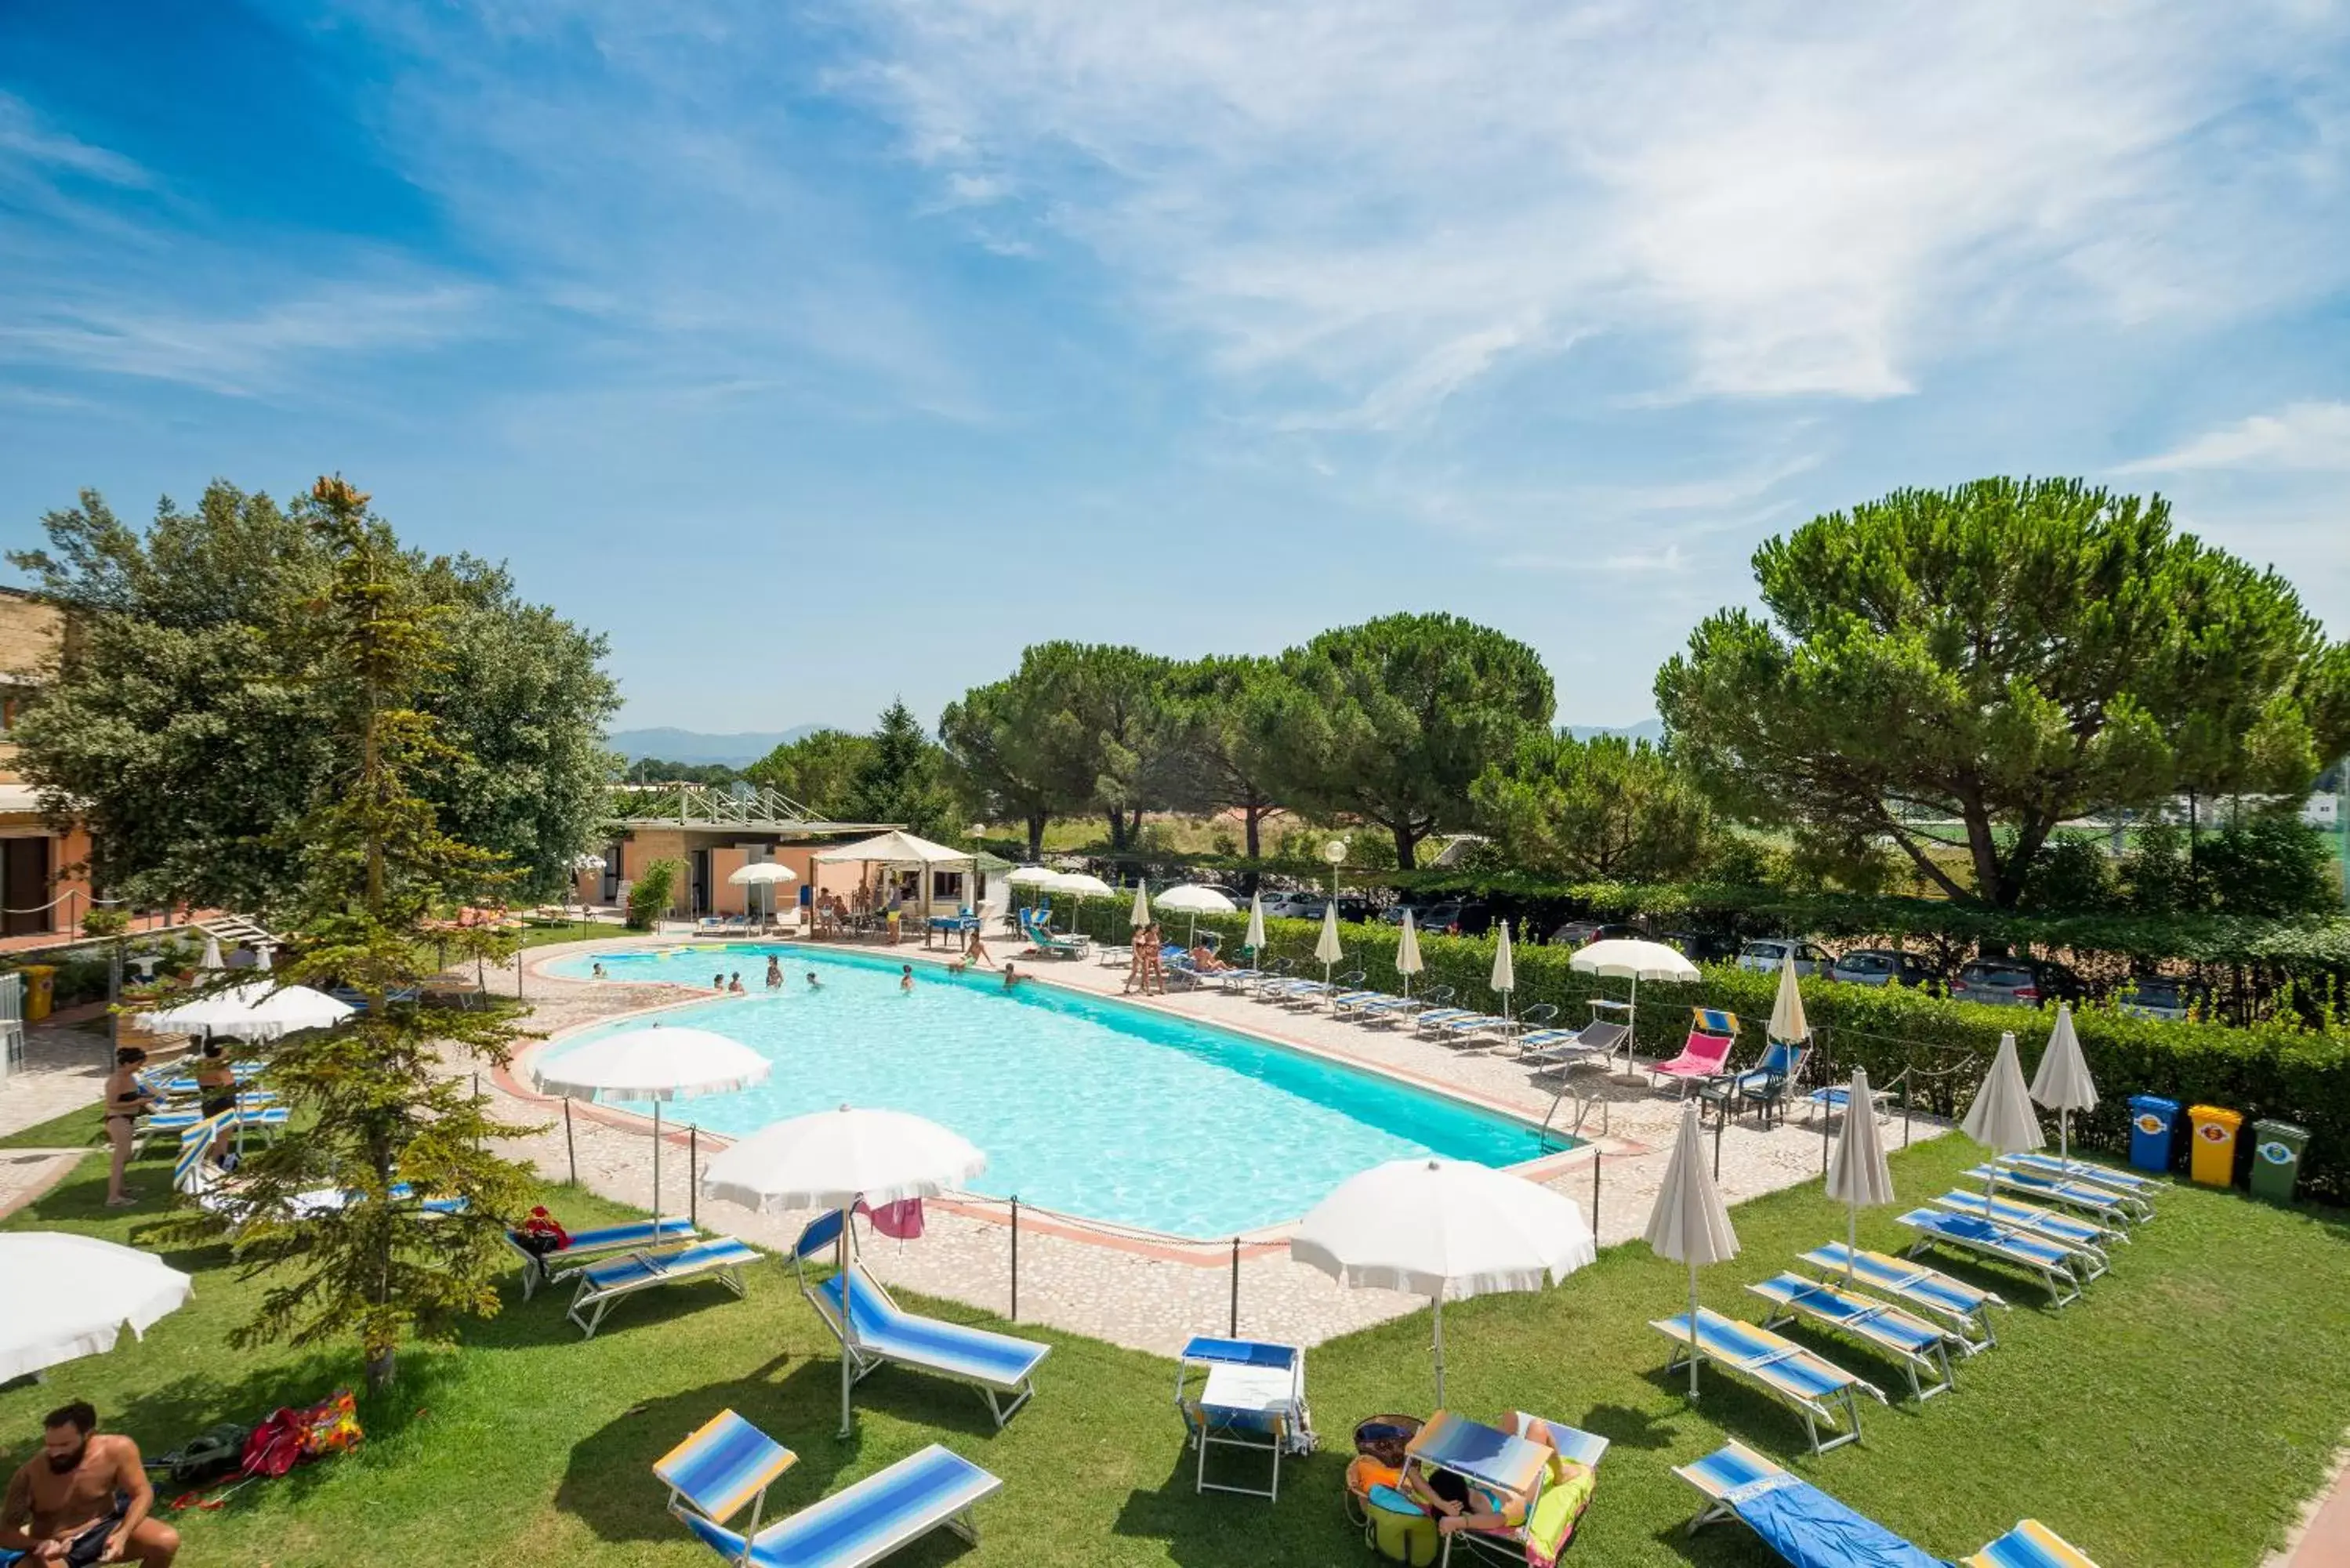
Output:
[{"left": 0, "top": 1402, "right": 177, "bottom": 1565}]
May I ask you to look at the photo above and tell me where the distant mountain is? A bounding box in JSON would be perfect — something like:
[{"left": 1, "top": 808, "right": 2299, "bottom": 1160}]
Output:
[
  {"left": 607, "top": 726, "right": 823, "bottom": 766},
  {"left": 1564, "top": 718, "right": 1665, "bottom": 743}
]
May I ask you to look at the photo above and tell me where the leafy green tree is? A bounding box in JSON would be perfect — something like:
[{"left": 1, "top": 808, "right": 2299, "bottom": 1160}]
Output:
[
  {"left": 621, "top": 758, "right": 742, "bottom": 786},
  {"left": 9, "top": 482, "right": 618, "bottom": 912},
  {"left": 1471, "top": 731, "right": 1713, "bottom": 880},
  {"left": 745, "top": 729, "right": 873, "bottom": 812},
  {"left": 1021, "top": 642, "right": 1177, "bottom": 851},
  {"left": 939, "top": 675, "right": 1073, "bottom": 858},
  {"left": 165, "top": 477, "right": 537, "bottom": 1392},
  {"left": 1246, "top": 614, "right": 1554, "bottom": 869},
  {"left": 841, "top": 699, "right": 956, "bottom": 838},
  {"left": 2192, "top": 813, "right": 2337, "bottom": 916},
  {"left": 1656, "top": 478, "right": 2349, "bottom": 908},
  {"left": 1159, "top": 655, "right": 1285, "bottom": 860},
  {"left": 2020, "top": 832, "right": 2122, "bottom": 913}
]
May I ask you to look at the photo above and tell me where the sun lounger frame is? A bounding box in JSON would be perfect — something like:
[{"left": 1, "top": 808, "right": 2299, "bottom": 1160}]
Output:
[
  {"left": 566, "top": 1236, "right": 757, "bottom": 1338},
  {"left": 1650, "top": 1308, "right": 1887, "bottom": 1454},
  {"left": 1897, "top": 1209, "right": 2080, "bottom": 1307},
  {"left": 1746, "top": 1273, "right": 1957, "bottom": 1401},
  {"left": 1797, "top": 1243, "right": 2005, "bottom": 1353}
]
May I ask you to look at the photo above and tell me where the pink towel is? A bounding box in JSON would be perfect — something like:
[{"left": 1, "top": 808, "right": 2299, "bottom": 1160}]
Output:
[{"left": 855, "top": 1197, "right": 926, "bottom": 1240}]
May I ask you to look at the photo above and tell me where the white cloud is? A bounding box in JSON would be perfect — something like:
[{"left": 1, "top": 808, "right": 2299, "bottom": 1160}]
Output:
[
  {"left": 2117, "top": 401, "right": 2350, "bottom": 473},
  {"left": 838, "top": 1, "right": 2350, "bottom": 423},
  {"left": 0, "top": 93, "right": 150, "bottom": 189}
]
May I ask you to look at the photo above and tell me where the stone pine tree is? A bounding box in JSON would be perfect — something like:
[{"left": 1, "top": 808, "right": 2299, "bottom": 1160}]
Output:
[{"left": 172, "top": 476, "right": 538, "bottom": 1392}]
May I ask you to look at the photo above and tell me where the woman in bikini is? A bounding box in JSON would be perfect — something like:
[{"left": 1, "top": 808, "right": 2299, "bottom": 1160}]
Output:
[
  {"left": 192, "top": 1038, "right": 240, "bottom": 1168},
  {"left": 100, "top": 1048, "right": 157, "bottom": 1208}
]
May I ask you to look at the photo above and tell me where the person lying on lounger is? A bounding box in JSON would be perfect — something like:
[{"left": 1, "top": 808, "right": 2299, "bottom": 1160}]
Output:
[
  {"left": 1188, "top": 946, "right": 1232, "bottom": 972},
  {"left": 1400, "top": 1413, "right": 1595, "bottom": 1541}
]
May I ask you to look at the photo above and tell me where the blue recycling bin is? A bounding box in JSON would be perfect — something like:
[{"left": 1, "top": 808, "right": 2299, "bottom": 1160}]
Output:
[{"left": 2129, "top": 1094, "right": 2180, "bottom": 1173}]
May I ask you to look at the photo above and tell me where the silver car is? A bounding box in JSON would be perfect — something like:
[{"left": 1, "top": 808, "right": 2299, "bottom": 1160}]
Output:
[{"left": 1736, "top": 938, "right": 1833, "bottom": 977}]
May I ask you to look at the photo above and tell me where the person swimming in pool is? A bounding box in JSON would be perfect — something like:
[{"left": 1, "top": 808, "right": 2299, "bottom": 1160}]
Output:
[
  {"left": 804, "top": 972, "right": 821, "bottom": 990},
  {"left": 727, "top": 972, "right": 745, "bottom": 994},
  {"left": 1002, "top": 963, "right": 1025, "bottom": 990},
  {"left": 713, "top": 973, "right": 725, "bottom": 990},
  {"left": 900, "top": 964, "right": 914, "bottom": 993},
  {"left": 765, "top": 956, "right": 782, "bottom": 990},
  {"left": 592, "top": 961, "right": 607, "bottom": 980}
]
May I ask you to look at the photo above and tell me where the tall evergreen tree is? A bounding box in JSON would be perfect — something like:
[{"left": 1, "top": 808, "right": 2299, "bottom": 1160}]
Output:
[{"left": 842, "top": 700, "right": 955, "bottom": 838}]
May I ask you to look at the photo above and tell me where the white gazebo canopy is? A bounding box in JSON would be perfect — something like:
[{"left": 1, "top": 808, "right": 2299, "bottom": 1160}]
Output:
[{"left": 814, "top": 831, "right": 981, "bottom": 917}]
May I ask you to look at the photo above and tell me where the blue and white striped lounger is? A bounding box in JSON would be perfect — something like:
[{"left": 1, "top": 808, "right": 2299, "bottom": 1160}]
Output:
[
  {"left": 567, "top": 1236, "right": 759, "bottom": 1338},
  {"left": 506, "top": 1215, "right": 699, "bottom": 1299},
  {"left": 1410, "top": 1008, "right": 1481, "bottom": 1035},
  {"left": 796, "top": 1211, "right": 1049, "bottom": 1429},
  {"left": 1745, "top": 1273, "right": 1957, "bottom": 1400},
  {"left": 1933, "top": 1190, "right": 2119, "bottom": 1273},
  {"left": 1427, "top": 1013, "right": 1510, "bottom": 1045},
  {"left": 1354, "top": 990, "right": 1443, "bottom": 1023},
  {"left": 1965, "top": 1518, "right": 2106, "bottom": 1567},
  {"left": 1175, "top": 1337, "right": 1312, "bottom": 1501},
  {"left": 1969, "top": 1163, "right": 2149, "bottom": 1226},
  {"left": 1648, "top": 1308, "right": 1887, "bottom": 1454},
  {"left": 1897, "top": 1208, "right": 2082, "bottom": 1306},
  {"left": 661, "top": 1410, "right": 1002, "bottom": 1568},
  {"left": 1798, "top": 1242, "right": 2006, "bottom": 1353},
  {"left": 2000, "top": 1151, "right": 2166, "bottom": 1204}
]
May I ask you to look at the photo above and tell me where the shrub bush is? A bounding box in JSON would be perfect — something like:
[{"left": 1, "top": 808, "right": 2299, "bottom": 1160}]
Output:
[{"left": 626, "top": 859, "right": 679, "bottom": 930}]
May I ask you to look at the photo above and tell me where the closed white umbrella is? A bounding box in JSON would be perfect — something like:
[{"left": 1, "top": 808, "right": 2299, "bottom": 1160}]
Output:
[
  {"left": 1572, "top": 938, "right": 1700, "bottom": 1081},
  {"left": 1825, "top": 1068, "right": 1896, "bottom": 1284},
  {"left": 534, "top": 1023, "right": 771, "bottom": 1228},
  {"left": 1242, "top": 892, "right": 1267, "bottom": 956},
  {"left": 1490, "top": 919, "right": 1516, "bottom": 1031},
  {"left": 1645, "top": 1099, "right": 1741, "bottom": 1396},
  {"left": 1395, "top": 908, "right": 1423, "bottom": 1001},
  {"left": 1128, "top": 880, "right": 1152, "bottom": 930},
  {"left": 1963, "top": 1032, "right": 2045, "bottom": 1206},
  {"left": 2029, "top": 1004, "right": 2098, "bottom": 1167},
  {"left": 1293, "top": 1158, "right": 1595, "bottom": 1407},
  {"left": 198, "top": 935, "right": 223, "bottom": 971},
  {"left": 699, "top": 1105, "right": 986, "bottom": 1434},
  {"left": 1155, "top": 883, "right": 1236, "bottom": 947},
  {"left": 0, "top": 1233, "right": 194, "bottom": 1383},
  {"left": 1768, "top": 958, "right": 1808, "bottom": 1044},
  {"left": 1314, "top": 900, "right": 1344, "bottom": 999},
  {"left": 138, "top": 981, "right": 354, "bottom": 1041}
]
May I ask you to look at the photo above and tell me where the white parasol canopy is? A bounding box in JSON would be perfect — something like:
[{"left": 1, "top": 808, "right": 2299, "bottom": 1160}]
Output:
[
  {"left": 1964, "top": 1032, "right": 2046, "bottom": 1204},
  {"left": 1006, "top": 865, "right": 1057, "bottom": 887},
  {"left": 1046, "top": 871, "right": 1115, "bottom": 898},
  {"left": 1825, "top": 1068, "right": 1897, "bottom": 1284},
  {"left": 1490, "top": 919, "right": 1516, "bottom": 1029},
  {"left": 138, "top": 981, "right": 354, "bottom": 1041},
  {"left": 2029, "top": 1004, "right": 2099, "bottom": 1166},
  {"left": 1768, "top": 958, "right": 1808, "bottom": 1044},
  {"left": 1572, "top": 938, "right": 1699, "bottom": 1081},
  {"left": 1293, "top": 1158, "right": 1595, "bottom": 1407},
  {"left": 0, "top": 1233, "right": 194, "bottom": 1383},
  {"left": 1129, "top": 881, "right": 1151, "bottom": 929},
  {"left": 813, "top": 831, "right": 970, "bottom": 866},
  {"left": 1314, "top": 900, "right": 1344, "bottom": 997},
  {"left": 535, "top": 1023, "right": 771, "bottom": 1226},
  {"left": 1154, "top": 882, "right": 1233, "bottom": 947},
  {"left": 1645, "top": 1099, "right": 1741, "bottom": 1396},
  {"left": 727, "top": 862, "right": 797, "bottom": 885},
  {"left": 1242, "top": 892, "right": 1267, "bottom": 954},
  {"left": 1395, "top": 908, "right": 1423, "bottom": 1000}
]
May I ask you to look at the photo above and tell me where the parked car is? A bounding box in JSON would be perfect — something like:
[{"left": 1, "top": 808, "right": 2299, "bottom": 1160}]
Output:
[
  {"left": 1261, "top": 891, "right": 1322, "bottom": 918},
  {"left": 1827, "top": 948, "right": 1939, "bottom": 988},
  {"left": 1412, "top": 900, "right": 1494, "bottom": 936},
  {"left": 1548, "top": 920, "right": 1638, "bottom": 948},
  {"left": 1950, "top": 957, "right": 2084, "bottom": 1009},
  {"left": 1662, "top": 930, "right": 1740, "bottom": 964},
  {"left": 2118, "top": 975, "right": 2198, "bottom": 1022},
  {"left": 1735, "top": 938, "right": 1833, "bottom": 976}
]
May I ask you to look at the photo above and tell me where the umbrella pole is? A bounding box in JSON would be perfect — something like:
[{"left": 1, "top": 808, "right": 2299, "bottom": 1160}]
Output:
[
  {"left": 838, "top": 1206, "right": 854, "bottom": 1437},
  {"left": 1432, "top": 1295, "right": 1445, "bottom": 1410},
  {"left": 651, "top": 1103, "right": 662, "bottom": 1230},
  {"left": 1847, "top": 1197, "right": 1859, "bottom": 1287},
  {"left": 2061, "top": 1108, "right": 2071, "bottom": 1168},
  {"left": 1687, "top": 1257, "right": 1701, "bottom": 1400}
]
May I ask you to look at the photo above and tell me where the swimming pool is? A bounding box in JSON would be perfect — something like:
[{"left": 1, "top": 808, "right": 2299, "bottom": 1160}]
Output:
[{"left": 540, "top": 943, "right": 1560, "bottom": 1237}]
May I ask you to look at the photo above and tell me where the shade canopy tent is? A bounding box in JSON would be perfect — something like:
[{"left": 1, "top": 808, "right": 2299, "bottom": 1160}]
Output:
[
  {"left": 1570, "top": 939, "right": 1699, "bottom": 1081},
  {"left": 532, "top": 1024, "right": 771, "bottom": 1226},
  {"left": 1293, "top": 1158, "right": 1594, "bottom": 1407},
  {"left": 137, "top": 981, "right": 355, "bottom": 1041},
  {"left": 699, "top": 1105, "right": 987, "bottom": 1434},
  {"left": 814, "top": 831, "right": 981, "bottom": 922},
  {"left": 0, "top": 1233, "right": 194, "bottom": 1383},
  {"left": 2029, "top": 1005, "right": 2098, "bottom": 1166},
  {"left": 1645, "top": 1099, "right": 1742, "bottom": 1396}
]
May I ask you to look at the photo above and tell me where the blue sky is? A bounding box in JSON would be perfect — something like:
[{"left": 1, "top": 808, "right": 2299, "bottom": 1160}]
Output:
[{"left": 4, "top": 2, "right": 2349, "bottom": 734}]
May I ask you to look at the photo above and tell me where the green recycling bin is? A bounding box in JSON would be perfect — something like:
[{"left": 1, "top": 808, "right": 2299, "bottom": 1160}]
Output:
[{"left": 2249, "top": 1120, "right": 2310, "bottom": 1204}]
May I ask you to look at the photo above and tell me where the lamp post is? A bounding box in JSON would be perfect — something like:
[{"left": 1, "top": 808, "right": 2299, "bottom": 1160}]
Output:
[{"left": 1322, "top": 838, "right": 1346, "bottom": 904}]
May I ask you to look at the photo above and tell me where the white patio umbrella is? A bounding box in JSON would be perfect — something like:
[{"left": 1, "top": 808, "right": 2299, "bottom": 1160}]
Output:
[
  {"left": 2029, "top": 1004, "right": 2098, "bottom": 1166},
  {"left": 1768, "top": 958, "right": 1808, "bottom": 1045},
  {"left": 699, "top": 1105, "right": 986, "bottom": 1435},
  {"left": 1293, "top": 1158, "right": 1595, "bottom": 1407},
  {"left": 1645, "top": 1099, "right": 1741, "bottom": 1396},
  {"left": 1314, "top": 900, "right": 1344, "bottom": 999},
  {"left": 1825, "top": 1068, "right": 1896, "bottom": 1284},
  {"left": 1046, "top": 871, "right": 1115, "bottom": 935},
  {"left": 727, "top": 860, "right": 797, "bottom": 925},
  {"left": 1128, "top": 880, "right": 1152, "bottom": 930},
  {"left": 533, "top": 1023, "right": 770, "bottom": 1228},
  {"left": 1490, "top": 919, "right": 1517, "bottom": 1031},
  {"left": 1962, "top": 1032, "right": 2045, "bottom": 1207},
  {"left": 1155, "top": 883, "right": 1236, "bottom": 947},
  {"left": 0, "top": 1233, "right": 194, "bottom": 1383},
  {"left": 1395, "top": 908, "right": 1423, "bottom": 1001},
  {"left": 137, "top": 981, "right": 354, "bottom": 1041},
  {"left": 1242, "top": 892, "right": 1267, "bottom": 956},
  {"left": 1571, "top": 938, "right": 1700, "bottom": 1081},
  {"left": 198, "top": 935, "right": 223, "bottom": 971}
]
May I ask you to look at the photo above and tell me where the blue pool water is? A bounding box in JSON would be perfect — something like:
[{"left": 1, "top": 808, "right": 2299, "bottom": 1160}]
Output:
[{"left": 542, "top": 943, "right": 1557, "bottom": 1236}]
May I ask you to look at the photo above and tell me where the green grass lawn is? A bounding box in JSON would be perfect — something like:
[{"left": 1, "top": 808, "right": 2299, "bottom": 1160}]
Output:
[{"left": 5, "top": 1128, "right": 2346, "bottom": 1566}]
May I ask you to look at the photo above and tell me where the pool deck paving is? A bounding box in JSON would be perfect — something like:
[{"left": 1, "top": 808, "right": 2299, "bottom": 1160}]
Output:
[{"left": 463, "top": 932, "right": 1952, "bottom": 1360}]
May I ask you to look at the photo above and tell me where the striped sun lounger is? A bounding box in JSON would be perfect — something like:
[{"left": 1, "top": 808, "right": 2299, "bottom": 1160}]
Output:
[
  {"left": 1934, "top": 1190, "right": 2120, "bottom": 1269},
  {"left": 567, "top": 1236, "right": 759, "bottom": 1338},
  {"left": 1174, "top": 1337, "right": 1313, "bottom": 1501},
  {"left": 1798, "top": 1242, "right": 2006, "bottom": 1353},
  {"left": 2000, "top": 1151, "right": 2166, "bottom": 1204},
  {"left": 1676, "top": 1441, "right": 2102, "bottom": 1565},
  {"left": 796, "top": 1211, "right": 1050, "bottom": 1429},
  {"left": 1649, "top": 1308, "right": 1887, "bottom": 1454},
  {"left": 659, "top": 1407, "right": 1002, "bottom": 1568},
  {"left": 1411, "top": 1008, "right": 1481, "bottom": 1035},
  {"left": 1746, "top": 1273, "right": 1957, "bottom": 1401},
  {"left": 1355, "top": 988, "right": 1448, "bottom": 1024},
  {"left": 1897, "top": 1209, "right": 2082, "bottom": 1307},
  {"left": 506, "top": 1215, "right": 700, "bottom": 1299},
  {"left": 1968, "top": 1164, "right": 2150, "bottom": 1226}
]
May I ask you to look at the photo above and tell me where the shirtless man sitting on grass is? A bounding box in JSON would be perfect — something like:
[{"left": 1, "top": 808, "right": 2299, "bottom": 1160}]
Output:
[{"left": 1, "top": 1401, "right": 178, "bottom": 1566}]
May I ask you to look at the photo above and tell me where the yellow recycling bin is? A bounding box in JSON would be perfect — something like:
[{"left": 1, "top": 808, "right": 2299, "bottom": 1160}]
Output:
[
  {"left": 2188, "top": 1105, "right": 2243, "bottom": 1187},
  {"left": 20, "top": 964, "right": 56, "bottom": 1023}
]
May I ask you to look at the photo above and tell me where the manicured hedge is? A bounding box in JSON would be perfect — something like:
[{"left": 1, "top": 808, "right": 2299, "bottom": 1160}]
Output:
[{"left": 1047, "top": 896, "right": 2350, "bottom": 1201}]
